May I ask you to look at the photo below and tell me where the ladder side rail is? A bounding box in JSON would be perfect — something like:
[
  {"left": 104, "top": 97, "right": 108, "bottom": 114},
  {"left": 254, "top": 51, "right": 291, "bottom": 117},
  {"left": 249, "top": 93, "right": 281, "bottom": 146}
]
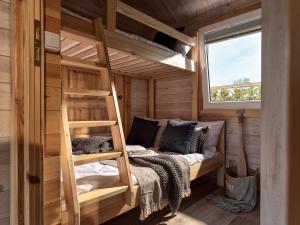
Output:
[
  {"left": 61, "top": 100, "right": 81, "bottom": 225},
  {"left": 94, "top": 18, "right": 134, "bottom": 205}
]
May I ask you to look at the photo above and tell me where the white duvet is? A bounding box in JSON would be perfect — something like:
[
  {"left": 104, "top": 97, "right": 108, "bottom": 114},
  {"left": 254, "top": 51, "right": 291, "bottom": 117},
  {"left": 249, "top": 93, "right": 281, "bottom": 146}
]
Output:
[{"left": 74, "top": 146, "right": 215, "bottom": 194}]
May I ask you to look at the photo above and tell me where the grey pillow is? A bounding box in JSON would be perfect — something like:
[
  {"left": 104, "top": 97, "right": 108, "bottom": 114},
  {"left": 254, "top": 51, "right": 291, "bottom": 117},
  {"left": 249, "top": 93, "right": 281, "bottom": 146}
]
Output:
[
  {"left": 190, "top": 126, "right": 209, "bottom": 153},
  {"left": 159, "top": 120, "right": 197, "bottom": 155}
]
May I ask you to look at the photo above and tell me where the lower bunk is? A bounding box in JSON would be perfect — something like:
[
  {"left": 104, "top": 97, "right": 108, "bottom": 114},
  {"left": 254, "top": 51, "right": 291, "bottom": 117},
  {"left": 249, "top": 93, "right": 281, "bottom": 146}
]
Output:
[{"left": 61, "top": 148, "right": 224, "bottom": 225}]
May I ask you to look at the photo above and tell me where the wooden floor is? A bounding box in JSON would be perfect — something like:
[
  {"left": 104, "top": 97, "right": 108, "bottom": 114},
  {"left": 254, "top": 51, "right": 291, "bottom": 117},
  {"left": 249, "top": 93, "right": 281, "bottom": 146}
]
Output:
[{"left": 103, "top": 179, "right": 260, "bottom": 225}]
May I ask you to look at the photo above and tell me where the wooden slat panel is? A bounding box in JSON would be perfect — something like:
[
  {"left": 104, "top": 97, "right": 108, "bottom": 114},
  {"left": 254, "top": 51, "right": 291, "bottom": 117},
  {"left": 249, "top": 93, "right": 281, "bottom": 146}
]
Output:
[
  {"left": 73, "top": 151, "right": 122, "bottom": 166},
  {"left": 68, "top": 120, "right": 117, "bottom": 128},
  {"left": 46, "top": 53, "right": 61, "bottom": 88},
  {"left": 64, "top": 88, "right": 110, "bottom": 97},
  {"left": 0, "top": 28, "right": 10, "bottom": 56},
  {"left": 46, "top": 87, "right": 61, "bottom": 111},
  {"left": 0, "top": 83, "right": 11, "bottom": 110},
  {"left": 116, "top": 1, "right": 196, "bottom": 46},
  {"left": 155, "top": 75, "right": 192, "bottom": 120},
  {"left": 0, "top": 56, "right": 11, "bottom": 84},
  {"left": 78, "top": 186, "right": 128, "bottom": 207},
  {"left": 0, "top": 1, "right": 10, "bottom": 30}
]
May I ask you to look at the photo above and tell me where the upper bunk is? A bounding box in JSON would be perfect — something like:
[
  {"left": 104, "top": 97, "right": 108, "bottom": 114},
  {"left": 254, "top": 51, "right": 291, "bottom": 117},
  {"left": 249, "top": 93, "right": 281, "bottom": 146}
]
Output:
[{"left": 60, "top": 0, "right": 197, "bottom": 79}]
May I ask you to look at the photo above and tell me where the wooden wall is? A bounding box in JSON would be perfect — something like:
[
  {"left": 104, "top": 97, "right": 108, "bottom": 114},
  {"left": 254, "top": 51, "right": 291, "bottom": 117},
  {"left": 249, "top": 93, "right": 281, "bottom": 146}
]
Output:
[
  {"left": 200, "top": 114, "right": 261, "bottom": 170},
  {"left": 0, "top": 0, "right": 11, "bottom": 224},
  {"left": 62, "top": 67, "right": 110, "bottom": 136},
  {"left": 44, "top": 0, "right": 61, "bottom": 224},
  {"left": 129, "top": 78, "right": 149, "bottom": 122},
  {"left": 155, "top": 75, "right": 193, "bottom": 120},
  {"left": 155, "top": 75, "right": 261, "bottom": 171},
  {"left": 61, "top": 67, "right": 149, "bottom": 138},
  {"left": 261, "top": 0, "right": 289, "bottom": 224}
]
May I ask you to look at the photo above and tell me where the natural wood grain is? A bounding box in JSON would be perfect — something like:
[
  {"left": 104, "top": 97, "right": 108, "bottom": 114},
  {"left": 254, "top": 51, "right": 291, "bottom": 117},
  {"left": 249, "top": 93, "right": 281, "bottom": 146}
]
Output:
[
  {"left": 116, "top": 1, "right": 196, "bottom": 46},
  {"left": 73, "top": 151, "right": 122, "bottom": 166},
  {"left": 64, "top": 88, "right": 111, "bottom": 97},
  {"left": 106, "top": 0, "right": 117, "bottom": 31},
  {"left": 68, "top": 120, "right": 117, "bottom": 128},
  {"left": 78, "top": 186, "right": 129, "bottom": 207},
  {"left": 61, "top": 55, "right": 107, "bottom": 71},
  {"left": 0, "top": 28, "right": 10, "bottom": 56}
]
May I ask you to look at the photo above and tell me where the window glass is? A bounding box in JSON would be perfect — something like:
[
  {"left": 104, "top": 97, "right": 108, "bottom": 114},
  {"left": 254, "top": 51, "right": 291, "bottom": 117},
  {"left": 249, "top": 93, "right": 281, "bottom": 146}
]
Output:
[{"left": 206, "top": 32, "right": 261, "bottom": 103}]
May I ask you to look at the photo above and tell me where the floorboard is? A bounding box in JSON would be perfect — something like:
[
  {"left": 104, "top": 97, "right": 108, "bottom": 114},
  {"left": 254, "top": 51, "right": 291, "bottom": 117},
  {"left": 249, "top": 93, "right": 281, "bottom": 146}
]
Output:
[{"left": 102, "top": 179, "right": 260, "bottom": 225}]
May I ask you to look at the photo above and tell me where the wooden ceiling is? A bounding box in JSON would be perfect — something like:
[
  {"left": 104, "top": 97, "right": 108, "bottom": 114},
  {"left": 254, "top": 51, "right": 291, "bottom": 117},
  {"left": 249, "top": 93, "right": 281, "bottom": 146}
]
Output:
[{"left": 62, "top": 0, "right": 261, "bottom": 38}]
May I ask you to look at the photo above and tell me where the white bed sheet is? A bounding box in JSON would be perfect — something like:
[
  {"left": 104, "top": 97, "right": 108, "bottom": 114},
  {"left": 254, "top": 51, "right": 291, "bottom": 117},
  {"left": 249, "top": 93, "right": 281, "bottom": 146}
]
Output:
[{"left": 75, "top": 148, "right": 215, "bottom": 195}]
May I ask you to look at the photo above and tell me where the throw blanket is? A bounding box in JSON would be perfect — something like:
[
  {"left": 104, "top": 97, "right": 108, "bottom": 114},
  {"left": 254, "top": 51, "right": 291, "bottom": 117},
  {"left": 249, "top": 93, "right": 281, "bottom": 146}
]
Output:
[
  {"left": 103, "top": 153, "right": 191, "bottom": 220},
  {"left": 71, "top": 136, "right": 113, "bottom": 155},
  {"left": 208, "top": 176, "right": 257, "bottom": 213}
]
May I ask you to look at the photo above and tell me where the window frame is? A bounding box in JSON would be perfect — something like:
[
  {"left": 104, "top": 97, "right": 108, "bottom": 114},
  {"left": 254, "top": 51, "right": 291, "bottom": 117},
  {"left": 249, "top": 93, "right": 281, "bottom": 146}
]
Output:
[{"left": 199, "top": 9, "right": 262, "bottom": 109}]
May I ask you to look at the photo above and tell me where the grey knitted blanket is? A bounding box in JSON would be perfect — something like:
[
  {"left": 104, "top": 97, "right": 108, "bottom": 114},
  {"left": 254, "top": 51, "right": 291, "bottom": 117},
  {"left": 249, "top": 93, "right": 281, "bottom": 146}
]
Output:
[
  {"left": 103, "top": 154, "right": 191, "bottom": 220},
  {"left": 208, "top": 176, "right": 257, "bottom": 213},
  {"left": 71, "top": 136, "right": 113, "bottom": 155}
]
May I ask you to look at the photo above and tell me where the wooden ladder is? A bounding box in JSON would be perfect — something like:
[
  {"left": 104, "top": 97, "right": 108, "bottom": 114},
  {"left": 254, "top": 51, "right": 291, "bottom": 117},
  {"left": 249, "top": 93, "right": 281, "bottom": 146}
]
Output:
[{"left": 61, "top": 20, "right": 134, "bottom": 225}]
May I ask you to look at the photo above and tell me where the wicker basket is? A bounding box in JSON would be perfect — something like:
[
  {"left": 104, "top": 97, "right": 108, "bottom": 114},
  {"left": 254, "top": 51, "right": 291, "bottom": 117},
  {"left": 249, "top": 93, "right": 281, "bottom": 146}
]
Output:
[{"left": 225, "top": 167, "right": 257, "bottom": 199}]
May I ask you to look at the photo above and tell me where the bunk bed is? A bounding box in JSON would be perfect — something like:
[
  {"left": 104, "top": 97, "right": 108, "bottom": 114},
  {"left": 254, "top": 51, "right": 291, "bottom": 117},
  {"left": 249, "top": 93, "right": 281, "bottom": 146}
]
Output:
[
  {"left": 60, "top": 1, "right": 225, "bottom": 224},
  {"left": 61, "top": 2, "right": 197, "bottom": 79}
]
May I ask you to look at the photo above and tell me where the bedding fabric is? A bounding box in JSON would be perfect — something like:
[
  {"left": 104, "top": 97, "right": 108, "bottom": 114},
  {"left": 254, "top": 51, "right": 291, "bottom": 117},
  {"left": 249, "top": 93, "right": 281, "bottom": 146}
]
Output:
[
  {"left": 103, "top": 152, "right": 191, "bottom": 220},
  {"left": 71, "top": 136, "right": 113, "bottom": 155},
  {"left": 127, "top": 117, "right": 159, "bottom": 148},
  {"left": 159, "top": 120, "right": 197, "bottom": 154},
  {"left": 74, "top": 148, "right": 215, "bottom": 195},
  {"left": 190, "top": 126, "right": 209, "bottom": 153},
  {"left": 197, "top": 121, "right": 224, "bottom": 153}
]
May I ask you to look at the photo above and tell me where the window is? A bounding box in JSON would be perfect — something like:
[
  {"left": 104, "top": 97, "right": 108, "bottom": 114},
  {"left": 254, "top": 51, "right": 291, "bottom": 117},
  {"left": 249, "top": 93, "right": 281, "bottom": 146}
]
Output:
[{"left": 200, "top": 10, "right": 262, "bottom": 109}]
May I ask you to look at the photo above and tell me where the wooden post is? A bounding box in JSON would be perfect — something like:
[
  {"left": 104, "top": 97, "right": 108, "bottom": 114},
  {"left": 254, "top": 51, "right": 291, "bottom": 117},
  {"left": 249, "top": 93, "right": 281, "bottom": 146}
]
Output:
[
  {"left": 148, "top": 78, "right": 155, "bottom": 118},
  {"left": 288, "top": 1, "right": 300, "bottom": 224},
  {"left": 106, "top": 0, "right": 117, "bottom": 31},
  {"left": 191, "top": 32, "right": 200, "bottom": 120},
  {"left": 124, "top": 76, "right": 131, "bottom": 137}
]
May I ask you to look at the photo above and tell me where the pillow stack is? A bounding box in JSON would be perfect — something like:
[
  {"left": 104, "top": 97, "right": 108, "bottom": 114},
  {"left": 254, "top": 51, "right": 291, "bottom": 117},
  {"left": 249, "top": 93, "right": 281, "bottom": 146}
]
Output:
[
  {"left": 126, "top": 117, "right": 224, "bottom": 155},
  {"left": 159, "top": 120, "right": 197, "bottom": 154},
  {"left": 126, "top": 117, "right": 159, "bottom": 148}
]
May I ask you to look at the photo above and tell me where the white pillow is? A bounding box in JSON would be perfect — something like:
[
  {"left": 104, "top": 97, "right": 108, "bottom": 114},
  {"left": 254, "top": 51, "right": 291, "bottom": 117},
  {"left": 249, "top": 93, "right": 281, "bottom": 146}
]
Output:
[{"left": 197, "top": 121, "right": 224, "bottom": 153}]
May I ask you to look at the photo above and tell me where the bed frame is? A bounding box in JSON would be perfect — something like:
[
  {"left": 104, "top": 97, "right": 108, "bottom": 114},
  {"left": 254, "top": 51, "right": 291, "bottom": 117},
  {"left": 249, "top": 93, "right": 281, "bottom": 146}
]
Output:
[
  {"left": 61, "top": 126, "right": 225, "bottom": 225},
  {"left": 60, "top": 2, "right": 224, "bottom": 224},
  {"left": 61, "top": 1, "right": 197, "bottom": 79}
]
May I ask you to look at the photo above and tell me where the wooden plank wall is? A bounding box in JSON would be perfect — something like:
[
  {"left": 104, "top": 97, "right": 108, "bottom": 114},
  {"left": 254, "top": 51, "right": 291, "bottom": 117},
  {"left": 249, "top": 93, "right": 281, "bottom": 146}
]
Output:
[
  {"left": 62, "top": 66, "right": 110, "bottom": 136},
  {"left": 0, "top": 0, "right": 11, "bottom": 224},
  {"left": 44, "top": 0, "right": 61, "bottom": 224},
  {"left": 200, "top": 115, "right": 261, "bottom": 170},
  {"left": 62, "top": 67, "right": 148, "bottom": 137},
  {"left": 155, "top": 75, "right": 260, "bottom": 171},
  {"left": 155, "top": 75, "right": 193, "bottom": 120},
  {"left": 129, "top": 78, "right": 149, "bottom": 123}
]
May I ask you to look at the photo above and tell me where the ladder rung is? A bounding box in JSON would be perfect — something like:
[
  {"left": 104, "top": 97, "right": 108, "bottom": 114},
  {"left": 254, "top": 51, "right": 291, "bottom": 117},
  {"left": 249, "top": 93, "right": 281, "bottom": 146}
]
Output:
[
  {"left": 78, "top": 185, "right": 128, "bottom": 207},
  {"left": 61, "top": 55, "right": 107, "bottom": 71},
  {"left": 69, "top": 120, "right": 117, "bottom": 128},
  {"left": 73, "top": 151, "right": 122, "bottom": 166},
  {"left": 64, "top": 88, "right": 110, "bottom": 97}
]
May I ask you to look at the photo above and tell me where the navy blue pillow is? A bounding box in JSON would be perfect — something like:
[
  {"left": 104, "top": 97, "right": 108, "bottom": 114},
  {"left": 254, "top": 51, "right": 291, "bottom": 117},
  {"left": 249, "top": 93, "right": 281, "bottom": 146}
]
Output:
[
  {"left": 126, "top": 117, "right": 159, "bottom": 148},
  {"left": 159, "top": 120, "right": 197, "bottom": 154}
]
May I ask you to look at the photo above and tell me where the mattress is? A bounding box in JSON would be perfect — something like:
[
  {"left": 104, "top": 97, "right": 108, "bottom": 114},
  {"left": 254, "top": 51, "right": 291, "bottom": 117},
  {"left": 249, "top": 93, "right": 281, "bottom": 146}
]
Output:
[
  {"left": 75, "top": 147, "right": 216, "bottom": 195},
  {"left": 116, "top": 29, "right": 182, "bottom": 56}
]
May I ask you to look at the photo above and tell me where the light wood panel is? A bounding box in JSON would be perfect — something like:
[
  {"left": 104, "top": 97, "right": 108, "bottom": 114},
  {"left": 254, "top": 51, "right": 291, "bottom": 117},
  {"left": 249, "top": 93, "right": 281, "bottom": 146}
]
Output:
[
  {"left": 155, "top": 75, "right": 193, "bottom": 120},
  {"left": 261, "top": 0, "right": 287, "bottom": 223},
  {"left": 60, "top": 14, "right": 197, "bottom": 74},
  {"left": 44, "top": 0, "right": 61, "bottom": 224},
  {"left": 116, "top": 1, "right": 196, "bottom": 46},
  {"left": 130, "top": 78, "right": 149, "bottom": 124}
]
